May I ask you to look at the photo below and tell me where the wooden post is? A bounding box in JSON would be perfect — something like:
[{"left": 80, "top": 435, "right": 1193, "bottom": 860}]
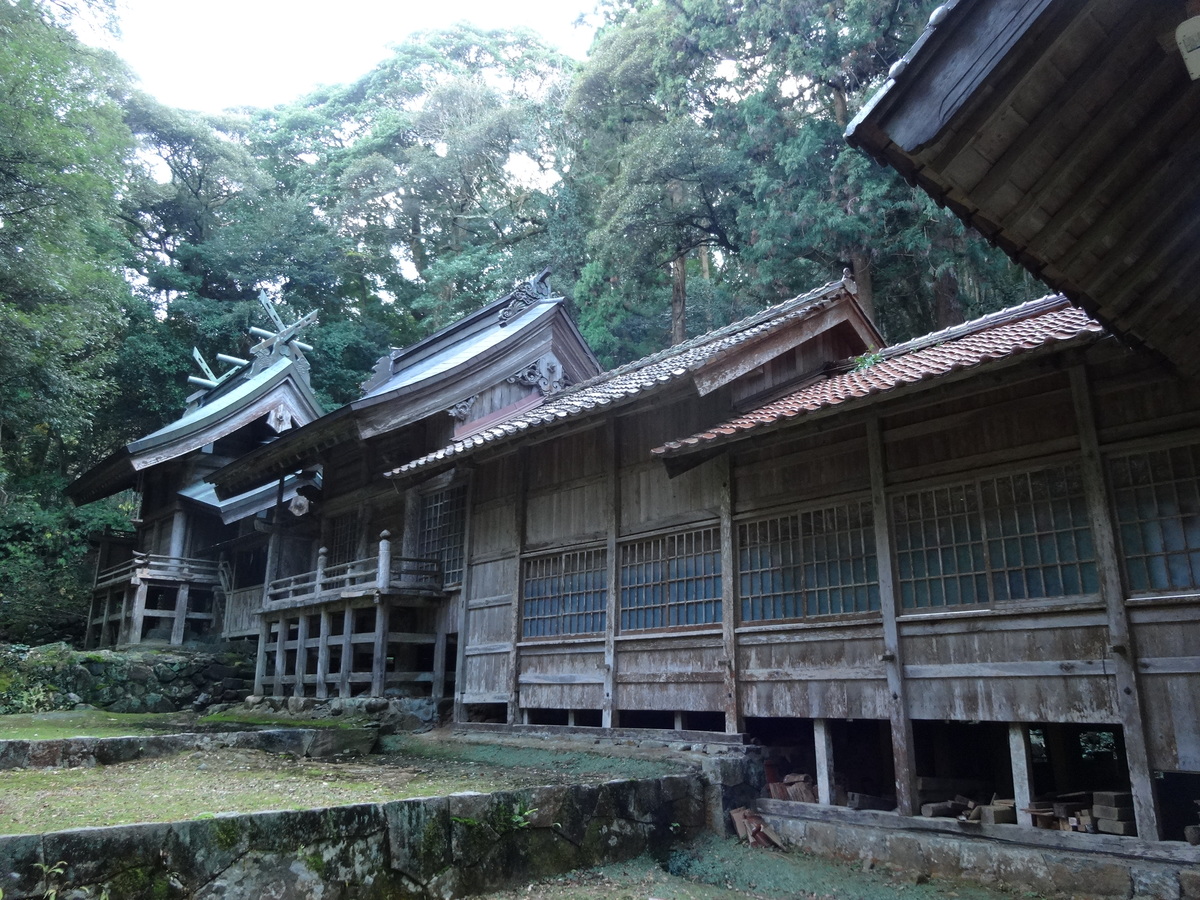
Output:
[
  {"left": 293, "top": 613, "right": 309, "bottom": 697},
  {"left": 1070, "top": 365, "right": 1159, "bottom": 839},
  {"left": 432, "top": 615, "right": 448, "bottom": 703},
  {"left": 168, "top": 507, "right": 187, "bottom": 560},
  {"left": 273, "top": 616, "right": 289, "bottom": 697},
  {"left": 450, "top": 477, "right": 473, "bottom": 724},
  {"left": 718, "top": 452, "right": 741, "bottom": 734},
  {"left": 1009, "top": 723, "right": 1034, "bottom": 826},
  {"left": 377, "top": 531, "right": 392, "bottom": 591},
  {"left": 128, "top": 582, "right": 149, "bottom": 646},
  {"left": 315, "top": 608, "right": 331, "bottom": 700},
  {"left": 315, "top": 546, "right": 328, "bottom": 593},
  {"left": 170, "top": 583, "right": 190, "bottom": 645},
  {"left": 603, "top": 421, "right": 619, "bottom": 729},
  {"left": 867, "top": 416, "right": 919, "bottom": 816},
  {"left": 508, "top": 452, "right": 529, "bottom": 725},
  {"left": 814, "top": 718, "right": 835, "bottom": 805},
  {"left": 339, "top": 603, "right": 353, "bottom": 698},
  {"left": 372, "top": 602, "right": 389, "bottom": 696},
  {"left": 254, "top": 615, "right": 270, "bottom": 695}
]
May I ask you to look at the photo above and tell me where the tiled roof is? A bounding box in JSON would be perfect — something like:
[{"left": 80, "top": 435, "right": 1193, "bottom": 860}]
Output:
[
  {"left": 652, "top": 295, "right": 1104, "bottom": 457},
  {"left": 386, "top": 278, "right": 857, "bottom": 478}
]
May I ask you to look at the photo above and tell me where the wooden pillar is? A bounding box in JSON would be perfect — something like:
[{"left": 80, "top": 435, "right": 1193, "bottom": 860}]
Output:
[
  {"left": 253, "top": 615, "right": 270, "bottom": 695},
  {"left": 128, "top": 581, "right": 149, "bottom": 646},
  {"left": 273, "top": 616, "right": 289, "bottom": 697},
  {"left": 1009, "top": 723, "right": 1035, "bottom": 827},
  {"left": 168, "top": 507, "right": 187, "bottom": 560},
  {"left": 339, "top": 602, "right": 353, "bottom": 698},
  {"left": 377, "top": 531, "right": 392, "bottom": 591},
  {"left": 718, "top": 453, "right": 741, "bottom": 734},
  {"left": 293, "top": 613, "right": 309, "bottom": 697},
  {"left": 507, "top": 452, "right": 529, "bottom": 725},
  {"left": 1070, "top": 365, "right": 1159, "bottom": 839},
  {"left": 452, "top": 476, "right": 477, "bottom": 725},
  {"left": 867, "top": 415, "right": 919, "bottom": 816},
  {"left": 432, "top": 615, "right": 448, "bottom": 703},
  {"left": 372, "top": 602, "right": 389, "bottom": 696},
  {"left": 315, "top": 609, "right": 331, "bottom": 700},
  {"left": 602, "top": 421, "right": 619, "bottom": 729},
  {"left": 814, "top": 718, "right": 835, "bottom": 805},
  {"left": 170, "top": 583, "right": 190, "bottom": 645}
]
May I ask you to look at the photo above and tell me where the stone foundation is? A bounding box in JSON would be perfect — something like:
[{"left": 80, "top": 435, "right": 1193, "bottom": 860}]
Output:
[
  {"left": 0, "top": 774, "right": 706, "bottom": 899},
  {"left": 756, "top": 799, "right": 1200, "bottom": 900}
]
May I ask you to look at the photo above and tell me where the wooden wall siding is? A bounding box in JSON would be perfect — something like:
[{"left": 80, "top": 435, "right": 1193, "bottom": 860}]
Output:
[
  {"left": 517, "top": 642, "right": 605, "bottom": 710},
  {"left": 896, "top": 610, "right": 1115, "bottom": 722},
  {"left": 469, "top": 499, "right": 518, "bottom": 560},
  {"left": 733, "top": 426, "right": 870, "bottom": 513},
  {"left": 466, "top": 380, "right": 536, "bottom": 426},
  {"left": 1128, "top": 601, "right": 1200, "bottom": 770},
  {"left": 619, "top": 460, "right": 722, "bottom": 535},
  {"left": 472, "top": 455, "right": 518, "bottom": 506},
  {"left": 460, "top": 547, "right": 516, "bottom": 704},
  {"left": 728, "top": 328, "right": 864, "bottom": 407},
  {"left": 529, "top": 426, "right": 606, "bottom": 485},
  {"left": 882, "top": 373, "right": 1078, "bottom": 483},
  {"left": 1088, "top": 353, "right": 1200, "bottom": 443},
  {"left": 618, "top": 395, "right": 712, "bottom": 468},
  {"left": 525, "top": 479, "right": 608, "bottom": 549},
  {"left": 736, "top": 623, "right": 889, "bottom": 719},
  {"left": 614, "top": 633, "right": 725, "bottom": 711}
]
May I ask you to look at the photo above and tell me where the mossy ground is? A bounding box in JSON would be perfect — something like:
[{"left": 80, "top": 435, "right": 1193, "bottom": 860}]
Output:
[
  {"left": 0, "top": 731, "right": 690, "bottom": 835},
  {"left": 484, "top": 834, "right": 1041, "bottom": 900},
  {"left": 0, "top": 707, "right": 370, "bottom": 740}
]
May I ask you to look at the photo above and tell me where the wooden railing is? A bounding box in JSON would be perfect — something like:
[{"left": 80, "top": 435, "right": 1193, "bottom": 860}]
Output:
[
  {"left": 94, "top": 554, "right": 220, "bottom": 590},
  {"left": 264, "top": 531, "right": 443, "bottom": 609}
]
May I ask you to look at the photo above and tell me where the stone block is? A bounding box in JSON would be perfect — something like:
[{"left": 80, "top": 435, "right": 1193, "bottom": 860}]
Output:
[
  {"left": 304, "top": 727, "right": 377, "bottom": 758},
  {"left": 1132, "top": 866, "right": 1181, "bottom": 900},
  {"left": 1045, "top": 857, "right": 1131, "bottom": 899},
  {"left": 0, "top": 832, "right": 47, "bottom": 897},
  {"left": 1179, "top": 868, "right": 1200, "bottom": 899}
]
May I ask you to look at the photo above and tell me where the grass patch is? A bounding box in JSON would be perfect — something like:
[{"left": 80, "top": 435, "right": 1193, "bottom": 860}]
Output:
[
  {"left": 381, "top": 733, "right": 683, "bottom": 781},
  {"left": 0, "top": 709, "right": 199, "bottom": 740}
]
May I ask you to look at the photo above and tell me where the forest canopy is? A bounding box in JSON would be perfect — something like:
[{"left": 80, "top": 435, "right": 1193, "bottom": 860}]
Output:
[{"left": 0, "top": 0, "right": 1036, "bottom": 642}]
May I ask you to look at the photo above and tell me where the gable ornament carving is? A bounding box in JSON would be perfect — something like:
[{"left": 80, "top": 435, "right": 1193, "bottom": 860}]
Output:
[
  {"left": 448, "top": 395, "right": 478, "bottom": 422},
  {"left": 508, "top": 354, "right": 567, "bottom": 396},
  {"left": 497, "top": 267, "right": 553, "bottom": 326}
]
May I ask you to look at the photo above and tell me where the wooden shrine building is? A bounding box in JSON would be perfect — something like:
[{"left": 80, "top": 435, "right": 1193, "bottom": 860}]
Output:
[{"left": 67, "top": 303, "right": 324, "bottom": 648}]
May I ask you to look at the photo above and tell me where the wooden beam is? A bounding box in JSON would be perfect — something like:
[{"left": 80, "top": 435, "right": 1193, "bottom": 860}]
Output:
[
  {"left": 868, "top": 415, "right": 918, "bottom": 817},
  {"left": 507, "top": 449, "right": 529, "bottom": 725},
  {"left": 293, "top": 612, "right": 309, "bottom": 698},
  {"left": 339, "top": 603, "right": 353, "bottom": 698},
  {"left": 1070, "top": 364, "right": 1159, "bottom": 840},
  {"left": 603, "top": 420, "right": 620, "bottom": 729},
  {"left": 253, "top": 615, "right": 269, "bottom": 695},
  {"left": 128, "top": 582, "right": 148, "bottom": 646},
  {"left": 719, "top": 453, "right": 741, "bottom": 735},
  {"left": 170, "top": 583, "right": 189, "bottom": 646},
  {"left": 371, "top": 602, "right": 388, "bottom": 696},
  {"left": 452, "top": 477, "right": 476, "bottom": 724},
  {"left": 315, "top": 609, "right": 331, "bottom": 700},
  {"left": 814, "top": 718, "right": 835, "bottom": 806},
  {"left": 1009, "top": 724, "right": 1035, "bottom": 827},
  {"left": 273, "top": 616, "right": 288, "bottom": 698}
]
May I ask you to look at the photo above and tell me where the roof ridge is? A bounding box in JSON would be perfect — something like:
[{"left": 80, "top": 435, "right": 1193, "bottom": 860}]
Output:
[{"left": 876, "top": 293, "right": 1069, "bottom": 361}]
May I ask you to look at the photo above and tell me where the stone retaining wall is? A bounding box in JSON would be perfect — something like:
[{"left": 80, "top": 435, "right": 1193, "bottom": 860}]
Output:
[
  {"left": 0, "top": 728, "right": 379, "bottom": 770},
  {"left": 757, "top": 799, "right": 1200, "bottom": 900},
  {"left": 0, "top": 774, "right": 706, "bottom": 899}
]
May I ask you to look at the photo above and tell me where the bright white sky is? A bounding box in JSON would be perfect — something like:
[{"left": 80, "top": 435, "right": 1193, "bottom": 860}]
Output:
[{"left": 104, "top": 0, "right": 599, "bottom": 114}]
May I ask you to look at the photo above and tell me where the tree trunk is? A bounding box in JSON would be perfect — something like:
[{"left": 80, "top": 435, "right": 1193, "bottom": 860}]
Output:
[
  {"left": 671, "top": 254, "right": 687, "bottom": 346},
  {"left": 934, "top": 267, "right": 965, "bottom": 329},
  {"left": 850, "top": 252, "right": 876, "bottom": 325}
]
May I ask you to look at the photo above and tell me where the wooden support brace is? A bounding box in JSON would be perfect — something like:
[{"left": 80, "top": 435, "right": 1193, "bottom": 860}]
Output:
[
  {"left": 1009, "top": 723, "right": 1035, "bottom": 827},
  {"left": 815, "top": 718, "right": 835, "bottom": 806},
  {"left": 170, "top": 583, "right": 190, "bottom": 646}
]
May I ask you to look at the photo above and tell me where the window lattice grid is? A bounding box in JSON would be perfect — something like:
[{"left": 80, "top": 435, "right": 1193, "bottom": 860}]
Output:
[
  {"left": 893, "top": 465, "right": 1097, "bottom": 609},
  {"left": 419, "top": 484, "right": 467, "bottom": 584},
  {"left": 739, "top": 502, "right": 879, "bottom": 622},
  {"left": 619, "top": 527, "right": 721, "bottom": 631},
  {"left": 980, "top": 467, "right": 1097, "bottom": 601},
  {"left": 328, "top": 512, "right": 360, "bottom": 566},
  {"left": 1110, "top": 444, "right": 1200, "bottom": 593},
  {"left": 893, "top": 484, "right": 989, "bottom": 608},
  {"left": 522, "top": 549, "right": 607, "bottom": 638}
]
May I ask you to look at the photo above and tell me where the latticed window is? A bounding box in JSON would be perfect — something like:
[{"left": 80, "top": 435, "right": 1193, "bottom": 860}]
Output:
[
  {"left": 893, "top": 464, "right": 1097, "bottom": 609},
  {"left": 328, "top": 512, "right": 360, "bottom": 566},
  {"left": 619, "top": 527, "right": 721, "bottom": 631},
  {"left": 522, "top": 549, "right": 607, "bottom": 638},
  {"left": 1110, "top": 444, "right": 1200, "bottom": 593},
  {"left": 739, "top": 501, "right": 878, "bottom": 621},
  {"left": 419, "top": 483, "right": 468, "bottom": 584}
]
